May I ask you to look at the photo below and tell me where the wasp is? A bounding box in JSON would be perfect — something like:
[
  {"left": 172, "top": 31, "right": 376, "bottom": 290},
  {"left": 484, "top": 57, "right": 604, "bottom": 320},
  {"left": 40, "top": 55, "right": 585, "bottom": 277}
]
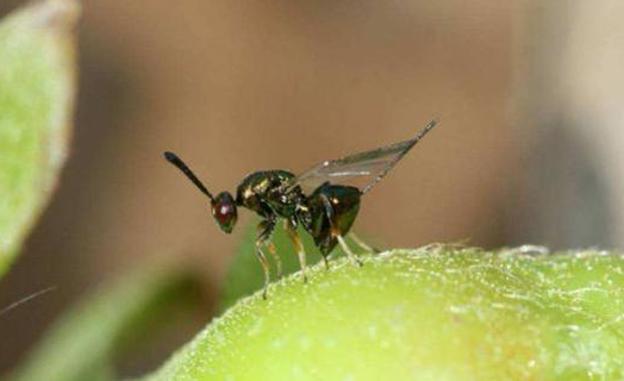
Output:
[{"left": 164, "top": 120, "right": 437, "bottom": 298}]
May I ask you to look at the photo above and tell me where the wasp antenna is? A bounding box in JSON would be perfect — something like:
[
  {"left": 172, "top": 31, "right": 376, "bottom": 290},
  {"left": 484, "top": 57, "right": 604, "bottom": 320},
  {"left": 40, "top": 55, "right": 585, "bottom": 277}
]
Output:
[{"left": 164, "top": 151, "right": 214, "bottom": 201}]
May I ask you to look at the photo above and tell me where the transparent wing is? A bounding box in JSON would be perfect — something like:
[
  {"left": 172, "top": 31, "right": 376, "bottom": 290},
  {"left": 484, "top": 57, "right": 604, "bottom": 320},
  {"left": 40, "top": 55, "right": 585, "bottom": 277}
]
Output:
[{"left": 289, "top": 120, "right": 437, "bottom": 194}]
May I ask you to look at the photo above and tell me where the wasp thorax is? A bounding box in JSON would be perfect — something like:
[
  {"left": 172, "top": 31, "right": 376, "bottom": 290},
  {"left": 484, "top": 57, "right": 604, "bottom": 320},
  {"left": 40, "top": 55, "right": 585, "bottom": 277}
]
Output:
[{"left": 211, "top": 192, "right": 237, "bottom": 234}]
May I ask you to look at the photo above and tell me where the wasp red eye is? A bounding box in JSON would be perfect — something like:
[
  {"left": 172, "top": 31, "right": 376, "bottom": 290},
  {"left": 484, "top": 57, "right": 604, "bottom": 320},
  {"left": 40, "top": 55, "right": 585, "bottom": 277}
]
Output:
[{"left": 212, "top": 192, "right": 237, "bottom": 233}]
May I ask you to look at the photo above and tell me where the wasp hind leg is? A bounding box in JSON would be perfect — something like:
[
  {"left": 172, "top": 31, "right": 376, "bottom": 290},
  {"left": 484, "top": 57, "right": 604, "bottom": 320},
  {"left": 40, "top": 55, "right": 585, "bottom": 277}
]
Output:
[
  {"left": 337, "top": 235, "right": 364, "bottom": 267},
  {"left": 284, "top": 219, "right": 309, "bottom": 282},
  {"left": 348, "top": 232, "right": 380, "bottom": 254},
  {"left": 256, "top": 218, "right": 277, "bottom": 299}
]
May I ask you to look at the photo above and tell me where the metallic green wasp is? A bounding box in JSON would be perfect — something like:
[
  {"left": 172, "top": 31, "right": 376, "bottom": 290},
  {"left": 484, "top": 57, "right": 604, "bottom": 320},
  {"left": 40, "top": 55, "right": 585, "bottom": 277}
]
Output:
[{"left": 164, "top": 120, "right": 437, "bottom": 298}]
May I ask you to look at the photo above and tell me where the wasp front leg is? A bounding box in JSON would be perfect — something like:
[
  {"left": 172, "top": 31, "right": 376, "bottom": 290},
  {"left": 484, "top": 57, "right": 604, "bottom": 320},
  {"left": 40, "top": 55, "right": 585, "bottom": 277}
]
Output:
[
  {"left": 283, "top": 219, "right": 309, "bottom": 282},
  {"left": 256, "top": 218, "right": 277, "bottom": 299}
]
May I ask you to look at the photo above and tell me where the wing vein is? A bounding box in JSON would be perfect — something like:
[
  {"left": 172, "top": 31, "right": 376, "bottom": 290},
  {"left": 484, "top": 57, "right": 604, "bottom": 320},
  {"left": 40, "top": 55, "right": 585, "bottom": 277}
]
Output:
[{"left": 361, "top": 119, "right": 437, "bottom": 194}]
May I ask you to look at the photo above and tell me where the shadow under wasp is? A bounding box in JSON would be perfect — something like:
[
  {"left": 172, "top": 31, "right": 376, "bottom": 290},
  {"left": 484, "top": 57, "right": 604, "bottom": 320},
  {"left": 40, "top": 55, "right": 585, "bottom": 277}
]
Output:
[{"left": 164, "top": 120, "right": 437, "bottom": 298}]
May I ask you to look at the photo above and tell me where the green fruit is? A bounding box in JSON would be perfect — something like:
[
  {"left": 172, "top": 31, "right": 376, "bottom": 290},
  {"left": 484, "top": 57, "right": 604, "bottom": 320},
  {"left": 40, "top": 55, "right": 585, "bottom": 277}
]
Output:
[{"left": 146, "top": 247, "right": 624, "bottom": 381}]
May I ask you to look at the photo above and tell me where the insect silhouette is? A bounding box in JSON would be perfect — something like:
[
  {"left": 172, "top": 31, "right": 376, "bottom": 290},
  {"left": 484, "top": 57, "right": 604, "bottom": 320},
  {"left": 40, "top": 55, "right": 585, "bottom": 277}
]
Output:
[{"left": 164, "top": 120, "right": 437, "bottom": 298}]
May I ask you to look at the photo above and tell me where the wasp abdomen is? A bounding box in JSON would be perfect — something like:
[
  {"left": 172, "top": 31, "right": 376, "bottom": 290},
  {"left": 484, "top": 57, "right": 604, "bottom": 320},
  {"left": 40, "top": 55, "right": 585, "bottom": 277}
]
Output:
[{"left": 303, "top": 184, "right": 361, "bottom": 255}]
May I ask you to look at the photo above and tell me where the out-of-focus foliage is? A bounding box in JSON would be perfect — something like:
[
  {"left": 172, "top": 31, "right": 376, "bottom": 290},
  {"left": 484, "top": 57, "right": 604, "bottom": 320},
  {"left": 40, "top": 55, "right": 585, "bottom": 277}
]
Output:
[
  {"left": 146, "top": 247, "right": 624, "bottom": 381},
  {"left": 0, "top": 0, "right": 78, "bottom": 277},
  {"left": 9, "top": 265, "right": 201, "bottom": 381}
]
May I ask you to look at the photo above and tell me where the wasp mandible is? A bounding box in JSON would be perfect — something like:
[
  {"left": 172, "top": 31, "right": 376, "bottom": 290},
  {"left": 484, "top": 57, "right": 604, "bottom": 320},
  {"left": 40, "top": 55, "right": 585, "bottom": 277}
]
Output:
[{"left": 164, "top": 120, "right": 437, "bottom": 298}]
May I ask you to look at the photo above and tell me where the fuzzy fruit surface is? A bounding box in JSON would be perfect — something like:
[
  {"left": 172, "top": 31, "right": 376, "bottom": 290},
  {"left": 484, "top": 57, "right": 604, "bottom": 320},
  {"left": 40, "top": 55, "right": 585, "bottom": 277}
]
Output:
[{"left": 148, "top": 247, "right": 624, "bottom": 381}]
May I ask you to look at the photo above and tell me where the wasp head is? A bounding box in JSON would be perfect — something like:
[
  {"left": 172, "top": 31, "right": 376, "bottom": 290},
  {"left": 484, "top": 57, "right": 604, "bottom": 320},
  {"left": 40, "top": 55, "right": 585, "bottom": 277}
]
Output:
[
  {"left": 211, "top": 191, "right": 237, "bottom": 234},
  {"left": 163, "top": 151, "right": 238, "bottom": 234}
]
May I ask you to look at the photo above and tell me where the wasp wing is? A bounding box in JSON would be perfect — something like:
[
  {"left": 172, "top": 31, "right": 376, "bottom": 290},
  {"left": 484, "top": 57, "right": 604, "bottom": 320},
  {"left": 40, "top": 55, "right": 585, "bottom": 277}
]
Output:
[{"left": 289, "top": 120, "right": 437, "bottom": 195}]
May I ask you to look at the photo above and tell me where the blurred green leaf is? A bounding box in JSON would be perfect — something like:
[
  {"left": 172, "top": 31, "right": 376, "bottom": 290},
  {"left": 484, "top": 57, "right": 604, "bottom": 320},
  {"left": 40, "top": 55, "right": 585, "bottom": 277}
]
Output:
[
  {"left": 0, "top": 0, "right": 78, "bottom": 277},
  {"left": 218, "top": 220, "right": 367, "bottom": 311},
  {"left": 145, "top": 247, "right": 624, "bottom": 381},
  {"left": 9, "top": 265, "right": 201, "bottom": 381}
]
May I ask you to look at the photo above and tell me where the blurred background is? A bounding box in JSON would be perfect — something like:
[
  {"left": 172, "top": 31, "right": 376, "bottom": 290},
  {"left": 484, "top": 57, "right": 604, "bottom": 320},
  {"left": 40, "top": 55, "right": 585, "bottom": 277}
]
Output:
[{"left": 1, "top": 0, "right": 622, "bottom": 377}]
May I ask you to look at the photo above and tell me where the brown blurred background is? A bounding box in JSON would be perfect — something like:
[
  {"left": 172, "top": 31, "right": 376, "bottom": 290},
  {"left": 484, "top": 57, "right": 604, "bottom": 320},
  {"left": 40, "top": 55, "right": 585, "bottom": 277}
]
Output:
[{"left": 1, "top": 0, "right": 622, "bottom": 377}]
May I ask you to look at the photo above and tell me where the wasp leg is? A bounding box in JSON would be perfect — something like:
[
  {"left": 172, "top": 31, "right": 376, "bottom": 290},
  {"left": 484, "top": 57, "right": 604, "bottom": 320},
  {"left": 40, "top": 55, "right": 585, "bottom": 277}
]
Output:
[
  {"left": 255, "top": 247, "right": 271, "bottom": 299},
  {"left": 348, "top": 232, "right": 380, "bottom": 253},
  {"left": 256, "top": 219, "right": 276, "bottom": 299},
  {"left": 284, "top": 219, "right": 308, "bottom": 282},
  {"left": 338, "top": 235, "right": 363, "bottom": 267},
  {"left": 320, "top": 253, "right": 330, "bottom": 270},
  {"left": 266, "top": 241, "right": 283, "bottom": 278}
]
